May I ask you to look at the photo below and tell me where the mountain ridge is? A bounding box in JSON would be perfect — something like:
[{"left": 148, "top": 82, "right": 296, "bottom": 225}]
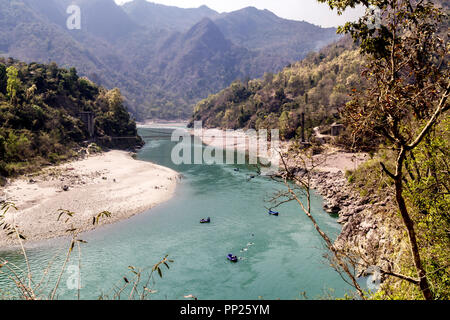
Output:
[
  {"left": 190, "top": 37, "right": 365, "bottom": 140},
  {"left": 1, "top": 0, "right": 340, "bottom": 120},
  {"left": 123, "top": 0, "right": 219, "bottom": 32}
]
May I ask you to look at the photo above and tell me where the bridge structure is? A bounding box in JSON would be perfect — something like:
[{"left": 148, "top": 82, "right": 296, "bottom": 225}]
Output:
[
  {"left": 79, "top": 112, "right": 95, "bottom": 138},
  {"left": 94, "top": 129, "right": 176, "bottom": 141}
]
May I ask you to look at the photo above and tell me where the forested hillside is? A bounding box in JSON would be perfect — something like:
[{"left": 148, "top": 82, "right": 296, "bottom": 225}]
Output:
[
  {"left": 0, "top": 58, "right": 141, "bottom": 178},
  {"left": 0, "top": 0, "right": 340, "bottom": 120},
  {"left": 192, "top": 0, "right": 449, "bottom": 300},
  {"left": 190, "top": 37, "right": 364, "bottom": 140}
]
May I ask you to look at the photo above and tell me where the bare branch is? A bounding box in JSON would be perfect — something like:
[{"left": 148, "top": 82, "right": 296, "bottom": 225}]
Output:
[{"left": 407, "top": 82, "right": 450, "bottom": 151}]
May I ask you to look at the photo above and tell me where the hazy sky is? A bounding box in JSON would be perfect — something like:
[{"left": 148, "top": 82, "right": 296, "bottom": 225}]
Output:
[{"left": 114, "top": 0, "right": 365, "bottom": 28}]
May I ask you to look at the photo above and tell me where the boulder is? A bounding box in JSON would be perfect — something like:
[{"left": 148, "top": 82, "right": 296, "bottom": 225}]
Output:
[{"left": 0, "top": 176, "right": 6, "bottom": 187}]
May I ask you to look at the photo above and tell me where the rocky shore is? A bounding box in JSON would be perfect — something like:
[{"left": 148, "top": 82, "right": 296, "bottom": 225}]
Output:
[
  {"left": 191, "top": 126, "right": 396, "bottom": 280},
  {"left": 307, "top": 169, "right": 398, "bottom": 278}
]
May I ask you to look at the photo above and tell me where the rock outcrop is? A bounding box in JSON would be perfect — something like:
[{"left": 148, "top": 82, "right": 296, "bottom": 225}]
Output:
[{"left": 290, "top": 168, "right": 399, "bottom": 280}]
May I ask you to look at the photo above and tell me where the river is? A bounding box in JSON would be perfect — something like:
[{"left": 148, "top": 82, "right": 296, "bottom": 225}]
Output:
[{"left": 0, "top": 127, "right": 354, "bottom": 300}]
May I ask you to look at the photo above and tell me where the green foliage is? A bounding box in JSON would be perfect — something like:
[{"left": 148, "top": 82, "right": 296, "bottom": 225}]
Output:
[
  {"left": 403, "top": 119, "right": 450, "bottom": 299},
  {"left": 190, "top": 38, "right": 365, "bottom": 140},
  {"left": 349, "top": 121, "right": 450, "bottom": 299},
  {"left": 6, "top": 66, "right": 21, "bottom": 104},
  {"left": 0, "top": 58, "right": 142, "bottom": 177},
  {"left": 345, "top": 170, "right": 355, "bottom": 183},
  {"left": 0, "top": 0, "right": 341, "bottom": 120},
  {"left": 320, "top": 0, "right": 449, "bottom": 58},
  {"left": 336, "top": 0, "right": 449, "bottom": 299}
]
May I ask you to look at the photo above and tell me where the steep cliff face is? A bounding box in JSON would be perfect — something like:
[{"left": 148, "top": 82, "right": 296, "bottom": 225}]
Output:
[{"left": 308, "top": 170, "right": 400, "bottom": 279}]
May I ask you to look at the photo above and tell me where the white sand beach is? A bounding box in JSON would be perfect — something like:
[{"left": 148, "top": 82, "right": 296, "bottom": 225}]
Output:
[
  {"left": 0, "top": 150, "right": 179, "bottom": 247},
  {"left": 190, "top": 128, "right": 368, "bottom": 173}
]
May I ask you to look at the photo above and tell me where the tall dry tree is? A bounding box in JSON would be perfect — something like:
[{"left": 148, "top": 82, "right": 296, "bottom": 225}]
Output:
[{"left": 318, "top": 0, "right": 449, "bottom": 299}]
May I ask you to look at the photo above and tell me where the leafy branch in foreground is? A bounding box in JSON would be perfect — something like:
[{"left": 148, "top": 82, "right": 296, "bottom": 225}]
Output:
[
  {"left": 104, "top": 255, "right": 174, "bottom": 300},
  {"left": 0, "top": 204, "right": 113, "bottom": 300},
  {"left": 319, "top": 0, "right": 449, "bottom": 300},
  {"left": 269, "top": 147, "right": 366, "bottom": 299},
  {"left": 1, "top": 204, "right": 176, "bottom": 300},
  {"left": 270, "top": 143, "right": 444, "bottom": 300},
  {"left": 50, "top": 209, "right": 113, "bottom": 300}
]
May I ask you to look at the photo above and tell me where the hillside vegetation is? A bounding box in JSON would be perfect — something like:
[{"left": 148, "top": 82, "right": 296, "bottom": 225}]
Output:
[
  {"left": 191, "top": 0, "right": 449, "bottom": 300},
  {"left": 191, "top": 38, "right": 365, "bottom": 140},
  {"left": 0, "top": 0, "right": 339, "bottom": 120},
  {"left": 0, "top": 58, "right": 141, "bottom": 178}
]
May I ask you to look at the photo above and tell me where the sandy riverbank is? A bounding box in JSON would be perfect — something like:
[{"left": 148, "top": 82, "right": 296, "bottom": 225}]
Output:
[
  {"left": 0, "top": 150, "right": 179, "bottom": 247},
  {"left": 190, "top": 128, "right": 368, "bottom": 173}
]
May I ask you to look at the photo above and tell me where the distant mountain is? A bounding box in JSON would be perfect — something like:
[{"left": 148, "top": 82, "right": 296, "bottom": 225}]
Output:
[
  {"left": 123, "top": 0, "right": 219, "bottom": 31},
  {"left": 24, "top": 0, "right": 67, "bottom": 26},
  {"left": 190, "top": 37, "right": 365, "bottom": 140},
  {"left": 214, "top": 7, "right": 338, "bottom": 66},
  {"left": 0, "top": 0, "right": 341, "bottom": 120},
  {"left": 148, "top": 18, "right": 255, "bottom": 105},
  {"left": 71, "top": 0, "right": 139, "bottom": 41},
  {"left": 0, "top": 0, "right": 145, "bottom": 116}
]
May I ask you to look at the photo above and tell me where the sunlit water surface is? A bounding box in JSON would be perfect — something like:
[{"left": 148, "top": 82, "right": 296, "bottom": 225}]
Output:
[{"left": 0, "top": 127, "right": 356, "bottom": 300}]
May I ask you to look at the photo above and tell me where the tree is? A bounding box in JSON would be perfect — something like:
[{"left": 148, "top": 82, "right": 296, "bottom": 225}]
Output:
[
  {"left": 279, "top": 111, "right": 290, "bottom": 139},
  {"left": 6, "top": 66, "right": 22, "bottom": 104},
  {"left": 106, "top": 88, "right": 123, "bottom": 111},
  {"left": 106, "top": 88, "right": 130, "bottom": 122},
  {"left": 319, "top": 0, "right": 449, "bottom": 300},
  {"left": 0, "top": 64, "right": 7, "bottom": 94}
]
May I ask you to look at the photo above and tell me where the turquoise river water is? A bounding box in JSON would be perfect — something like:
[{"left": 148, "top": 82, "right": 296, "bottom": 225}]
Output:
[{"left": 0, "top": 127, "right": 356, "bottom": 299}]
